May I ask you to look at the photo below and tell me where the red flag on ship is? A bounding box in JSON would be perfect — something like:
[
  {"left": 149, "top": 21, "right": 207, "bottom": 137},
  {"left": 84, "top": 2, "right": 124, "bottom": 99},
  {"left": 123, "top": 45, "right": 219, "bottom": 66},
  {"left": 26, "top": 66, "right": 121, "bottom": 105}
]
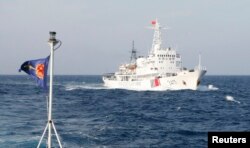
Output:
[{"left": 151, "top": 20, "right": 156, "bottom": 25}]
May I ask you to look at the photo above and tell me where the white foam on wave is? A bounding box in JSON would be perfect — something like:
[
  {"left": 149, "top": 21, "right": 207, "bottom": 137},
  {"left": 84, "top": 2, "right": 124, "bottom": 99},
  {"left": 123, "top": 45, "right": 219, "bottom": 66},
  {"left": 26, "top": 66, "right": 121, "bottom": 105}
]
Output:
[
  {"left": 208, "top": 85, "right": 219, "bottom": 90},
  {"left": 198, "top": 84, "right": 219, "bottom": 91},
  {"left": 65, "top": 83, "right": 109, "bottom": 91},
  {"left": 225, "top": 95, "right": 240, "bottom": 104},
  {"left": 0, "top": 135, "right": 41, "bottom": 143}
]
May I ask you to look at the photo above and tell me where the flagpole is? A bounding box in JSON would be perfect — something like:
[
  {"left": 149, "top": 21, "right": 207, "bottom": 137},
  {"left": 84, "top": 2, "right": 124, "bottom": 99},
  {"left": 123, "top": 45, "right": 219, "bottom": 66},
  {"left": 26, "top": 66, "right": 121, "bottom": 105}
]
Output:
[
  {"left": 36, "top": 32, "right": 62, "bottom": 148},
  {"left": 48, "top": 32, "right": 56, "bottom": 148},
  {"left": 48, "top": 31, "right": 63, "bottom": 148}
]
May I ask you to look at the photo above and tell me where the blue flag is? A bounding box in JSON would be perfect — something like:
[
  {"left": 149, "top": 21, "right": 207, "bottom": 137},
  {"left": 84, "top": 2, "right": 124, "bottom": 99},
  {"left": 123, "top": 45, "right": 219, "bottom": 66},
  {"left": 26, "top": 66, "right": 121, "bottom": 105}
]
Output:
[{"left": 19, "top": 56, "right": 50, "bottom": 89}]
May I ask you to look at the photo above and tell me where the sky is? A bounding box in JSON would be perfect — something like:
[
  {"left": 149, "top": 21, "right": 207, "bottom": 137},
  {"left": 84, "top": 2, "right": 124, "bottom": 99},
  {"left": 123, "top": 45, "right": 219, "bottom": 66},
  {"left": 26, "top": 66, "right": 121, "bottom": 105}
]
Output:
[{"left": 0, "top": 0, "right": 250, "bottom": 75}]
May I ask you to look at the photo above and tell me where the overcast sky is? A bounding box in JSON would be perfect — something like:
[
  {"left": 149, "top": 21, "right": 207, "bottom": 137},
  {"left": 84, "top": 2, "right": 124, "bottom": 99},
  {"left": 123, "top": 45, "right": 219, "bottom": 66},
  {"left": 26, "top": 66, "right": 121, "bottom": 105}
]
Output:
[{"left": 1, "top": 0, "right": 249, "bottom": 75}]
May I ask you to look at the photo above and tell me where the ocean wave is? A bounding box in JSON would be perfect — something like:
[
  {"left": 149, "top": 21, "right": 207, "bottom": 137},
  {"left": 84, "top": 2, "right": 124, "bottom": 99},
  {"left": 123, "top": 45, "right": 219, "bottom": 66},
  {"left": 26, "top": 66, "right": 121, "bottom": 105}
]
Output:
[
  {"left": 225, "top": 95, "right": 240, "bottom": 104},
  {"left": 198, "top": 84, "right": 219, "bottom": 91},
  {"left": 65, "top": 83, "right": 108, "bottom": 91},
  {"left": 1, "top": 75, "right": 250, "bottom": 148}
]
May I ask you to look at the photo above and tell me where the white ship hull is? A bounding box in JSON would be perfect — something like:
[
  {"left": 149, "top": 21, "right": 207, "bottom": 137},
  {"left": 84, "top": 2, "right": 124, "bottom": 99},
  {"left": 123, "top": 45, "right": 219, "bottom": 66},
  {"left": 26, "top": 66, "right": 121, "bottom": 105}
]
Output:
[{"left": 103, "top": 69, "right": 206, "bottom": 91}]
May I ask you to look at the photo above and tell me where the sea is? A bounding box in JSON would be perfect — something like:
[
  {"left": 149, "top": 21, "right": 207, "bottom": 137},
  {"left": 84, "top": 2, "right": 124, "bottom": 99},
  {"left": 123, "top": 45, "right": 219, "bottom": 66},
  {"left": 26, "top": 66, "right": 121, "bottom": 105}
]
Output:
[{"left": 0, "top": 75, "right": 250, "bottom": 148}]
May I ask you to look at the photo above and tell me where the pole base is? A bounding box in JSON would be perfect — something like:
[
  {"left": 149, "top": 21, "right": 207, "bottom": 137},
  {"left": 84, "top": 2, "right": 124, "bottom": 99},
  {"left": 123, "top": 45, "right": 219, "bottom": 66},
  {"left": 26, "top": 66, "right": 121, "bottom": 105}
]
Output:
[{"left": 37, "top": 121, "right": 63, "bottom": 148}]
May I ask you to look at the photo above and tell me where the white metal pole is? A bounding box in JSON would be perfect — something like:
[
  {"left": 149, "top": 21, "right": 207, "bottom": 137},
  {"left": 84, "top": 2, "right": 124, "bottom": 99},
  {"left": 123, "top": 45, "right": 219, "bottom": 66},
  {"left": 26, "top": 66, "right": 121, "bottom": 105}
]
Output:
[{"left": 48, "top": 41, "right": 54, "bottom": 148}]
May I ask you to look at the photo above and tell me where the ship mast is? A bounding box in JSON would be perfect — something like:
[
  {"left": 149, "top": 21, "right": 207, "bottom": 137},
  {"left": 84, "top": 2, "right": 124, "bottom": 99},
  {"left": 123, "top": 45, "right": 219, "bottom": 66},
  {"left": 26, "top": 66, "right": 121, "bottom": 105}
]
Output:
[
  {"left": 150, "top": 19, "right": 162, "bottom": 54},
  {"left": 198, "top": 54, "right": 202, "bottom": 70},
  {"left": 130, "top": 40, "right": 137, "bottom": 63}
]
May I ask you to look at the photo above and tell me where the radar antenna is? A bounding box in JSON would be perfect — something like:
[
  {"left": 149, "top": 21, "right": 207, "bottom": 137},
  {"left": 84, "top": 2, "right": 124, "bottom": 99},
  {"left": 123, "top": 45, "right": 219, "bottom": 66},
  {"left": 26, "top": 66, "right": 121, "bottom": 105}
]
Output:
[{"left": 130, "top": 40, "right": 137, "bottom": 62}]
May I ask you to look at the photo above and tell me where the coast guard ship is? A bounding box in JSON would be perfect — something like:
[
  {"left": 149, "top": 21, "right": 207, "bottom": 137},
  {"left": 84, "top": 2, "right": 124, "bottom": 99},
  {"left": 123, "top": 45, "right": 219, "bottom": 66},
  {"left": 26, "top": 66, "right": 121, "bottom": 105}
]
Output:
[{"left": 103, "top": 20, "right": 206, "bottom": 90}]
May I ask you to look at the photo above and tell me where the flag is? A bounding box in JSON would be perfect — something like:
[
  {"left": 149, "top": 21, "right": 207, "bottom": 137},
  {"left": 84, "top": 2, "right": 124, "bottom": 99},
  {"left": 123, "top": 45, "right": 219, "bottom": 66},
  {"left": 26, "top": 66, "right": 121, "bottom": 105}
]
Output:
[
  {"left": 151, "top": 20, "right": 156, "bottom": 25},
  {"left": 19, "top": 56, "right": 50, "bottom": 89}
]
